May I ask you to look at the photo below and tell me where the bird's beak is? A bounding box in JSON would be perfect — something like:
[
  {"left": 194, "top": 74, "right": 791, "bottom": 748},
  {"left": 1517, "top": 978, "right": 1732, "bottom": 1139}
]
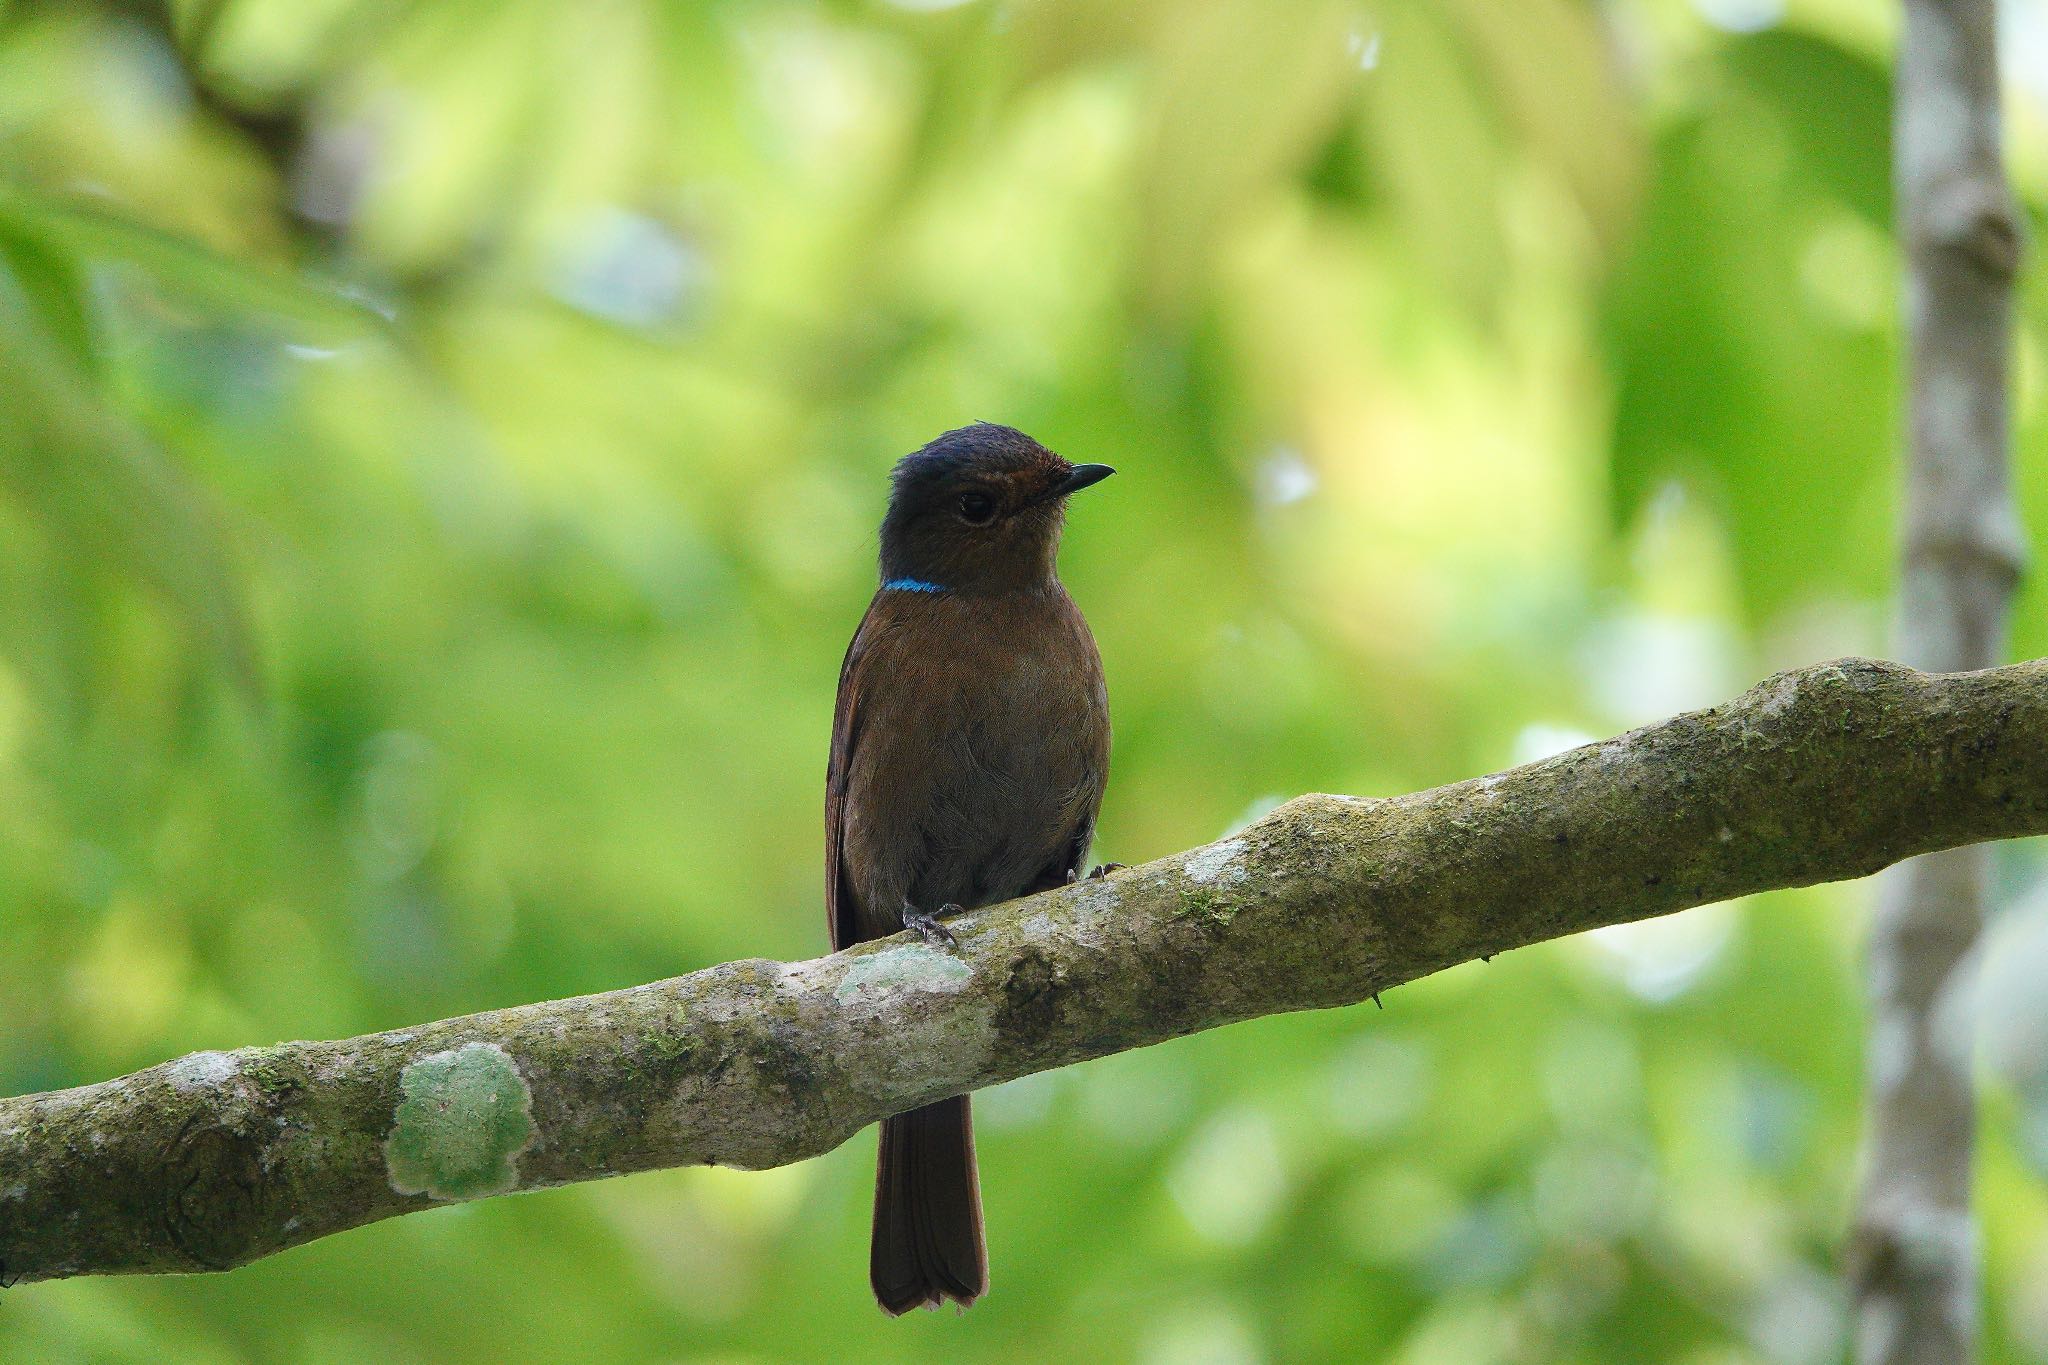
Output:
[{"left": 1041, "top": 464, "right": 1115, "bottom": 503}]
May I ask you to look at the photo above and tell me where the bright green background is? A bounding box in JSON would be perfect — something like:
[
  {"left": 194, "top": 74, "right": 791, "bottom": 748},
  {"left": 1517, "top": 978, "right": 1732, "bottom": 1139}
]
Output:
[{"left": 3, "top": 0, "right": 2048, "bottom": 1361}]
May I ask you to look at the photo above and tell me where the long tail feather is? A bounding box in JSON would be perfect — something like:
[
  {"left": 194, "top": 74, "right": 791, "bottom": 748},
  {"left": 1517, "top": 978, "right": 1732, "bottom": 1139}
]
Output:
[{"left": 870, "top": 1097, "right": 987, "bottom": 1315}]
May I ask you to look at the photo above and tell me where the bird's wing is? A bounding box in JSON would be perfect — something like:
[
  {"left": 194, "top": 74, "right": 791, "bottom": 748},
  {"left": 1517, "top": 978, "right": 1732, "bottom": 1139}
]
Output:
[
  {"left": 826, "top": 596, "right": 883, "bottom": 952},
  {"left": 1023, "top": 640, "right": 1111, "bottom": 898}
]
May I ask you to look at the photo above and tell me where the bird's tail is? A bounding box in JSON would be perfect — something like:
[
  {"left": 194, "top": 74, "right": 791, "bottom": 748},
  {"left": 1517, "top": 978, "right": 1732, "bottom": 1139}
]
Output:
[{"left": 870, "top": 1096, "right": 987, "bottom": 1315}]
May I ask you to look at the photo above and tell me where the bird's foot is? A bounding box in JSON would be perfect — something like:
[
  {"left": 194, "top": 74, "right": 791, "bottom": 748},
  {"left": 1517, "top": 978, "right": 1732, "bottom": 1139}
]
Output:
[
  {"left": 901, "top": 902, "right": 961, "bottom": 950},
  {"left": 1068, "top": 862, "right": 1126, "bottom": 884}
]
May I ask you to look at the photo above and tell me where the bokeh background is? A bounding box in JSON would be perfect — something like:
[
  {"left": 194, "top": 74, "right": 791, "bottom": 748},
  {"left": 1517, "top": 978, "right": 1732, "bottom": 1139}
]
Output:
[{"left": 2, "top": 0, "right": 2048, "bottom": 1360}]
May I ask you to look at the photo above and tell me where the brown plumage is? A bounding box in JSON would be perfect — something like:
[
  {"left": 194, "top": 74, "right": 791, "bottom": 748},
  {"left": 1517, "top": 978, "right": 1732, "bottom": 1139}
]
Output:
[{"left": 826, "top": 423, "right": 1113, "bottom": 1315}]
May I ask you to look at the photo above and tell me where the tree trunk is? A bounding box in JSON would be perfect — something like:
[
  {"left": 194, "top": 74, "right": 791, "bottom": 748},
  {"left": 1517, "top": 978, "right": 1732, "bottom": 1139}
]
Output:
[{"left": 1849, "top": 0, "right": 2025, "bottom": 1359}]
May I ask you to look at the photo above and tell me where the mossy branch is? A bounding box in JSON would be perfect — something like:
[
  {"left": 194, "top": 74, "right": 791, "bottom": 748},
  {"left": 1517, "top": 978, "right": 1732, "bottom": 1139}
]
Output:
[{"left": 5, "top": 658, "right": 2048, "bottom": 1286}]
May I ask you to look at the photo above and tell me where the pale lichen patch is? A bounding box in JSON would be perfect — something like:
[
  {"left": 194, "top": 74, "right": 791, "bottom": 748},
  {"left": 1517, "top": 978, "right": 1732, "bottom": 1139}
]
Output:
[
  {"left": 775, "top": 957, "right": 832, "bottom": 990},
  {"left": 834, "top": 945, "right": 973, "bottom": 1005},
  {"left": 384, "top": 1042, "right": 536, "bottom": 1201},
  {"left": 1756, "top": 672, "right": 1801, "bottom": 718},
  {"left": 1062, "top": 879, "right": 1122, "bottom": 923},
  {"left": 165, "top": 1051, "right": 239, "bottom": 1091},
  {"left": 1183, "top": 839, "right": 1248, "bottom": 886}
]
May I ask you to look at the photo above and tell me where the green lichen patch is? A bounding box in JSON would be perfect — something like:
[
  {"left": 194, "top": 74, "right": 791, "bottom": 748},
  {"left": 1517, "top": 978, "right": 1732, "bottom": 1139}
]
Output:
[
  {"left": 834, "top": 945, "right": 972, "bottom": 1005},
  {"left": 1173, "top": 887, "right": 1240, "bottom": 924},
  {"left": 384, "top": 1042, "right": 536, "bottom": 1202}
]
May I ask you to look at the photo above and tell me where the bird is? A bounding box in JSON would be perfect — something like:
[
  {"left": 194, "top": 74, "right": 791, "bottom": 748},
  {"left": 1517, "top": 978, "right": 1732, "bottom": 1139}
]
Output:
[{"left": 826, "top": 422, "right": 1114, "bottom": 1315}]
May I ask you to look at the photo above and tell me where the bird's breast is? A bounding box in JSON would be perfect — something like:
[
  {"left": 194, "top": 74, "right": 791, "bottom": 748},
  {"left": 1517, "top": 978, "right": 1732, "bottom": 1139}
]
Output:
[{"left": 841, "top": 586, "right": 1108, "bottom": 921}]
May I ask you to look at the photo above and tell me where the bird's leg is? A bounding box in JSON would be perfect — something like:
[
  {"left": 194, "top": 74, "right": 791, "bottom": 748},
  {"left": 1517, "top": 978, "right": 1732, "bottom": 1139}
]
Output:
[{"left": 901, "top": 900, "right": 961, "bottom": 950}]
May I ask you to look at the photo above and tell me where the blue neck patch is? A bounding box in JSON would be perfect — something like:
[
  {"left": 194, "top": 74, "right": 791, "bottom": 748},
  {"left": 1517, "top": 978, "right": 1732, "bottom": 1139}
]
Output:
[{"left": 882, "top": 577, "right": 946, "bottom": 594}]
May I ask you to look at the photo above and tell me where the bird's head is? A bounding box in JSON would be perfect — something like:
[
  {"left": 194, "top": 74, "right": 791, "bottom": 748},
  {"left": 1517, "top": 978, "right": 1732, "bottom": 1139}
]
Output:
[{"left": 878, "top": 423, "right": 1113, "bottom": 594}]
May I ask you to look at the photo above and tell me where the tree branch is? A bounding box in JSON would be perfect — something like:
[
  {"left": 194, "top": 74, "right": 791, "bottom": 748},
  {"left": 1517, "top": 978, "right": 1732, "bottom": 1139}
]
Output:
[{"left": 5, "top": 657, "right": 2048, "bottom": 1286}]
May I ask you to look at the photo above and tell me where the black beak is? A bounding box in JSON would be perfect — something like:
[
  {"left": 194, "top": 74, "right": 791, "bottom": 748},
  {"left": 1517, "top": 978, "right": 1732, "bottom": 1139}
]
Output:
[{"left": 1044, "top": 463, "right": 1115, "bottom": 502}]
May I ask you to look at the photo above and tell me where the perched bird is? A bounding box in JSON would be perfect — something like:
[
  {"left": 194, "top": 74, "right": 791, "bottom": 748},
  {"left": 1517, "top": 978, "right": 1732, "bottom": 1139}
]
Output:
[{"left": 826, "top": 423, "right": 1115, "bottom": 1315}]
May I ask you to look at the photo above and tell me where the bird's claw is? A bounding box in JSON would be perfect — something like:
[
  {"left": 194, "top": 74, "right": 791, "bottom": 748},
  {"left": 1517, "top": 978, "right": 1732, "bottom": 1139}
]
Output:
[
  {"left": 902, "top": 902, "right": 960, "bottom": 950},
  {"left": 1068, "top": 862, "right": 1125, "bottom": 884}
]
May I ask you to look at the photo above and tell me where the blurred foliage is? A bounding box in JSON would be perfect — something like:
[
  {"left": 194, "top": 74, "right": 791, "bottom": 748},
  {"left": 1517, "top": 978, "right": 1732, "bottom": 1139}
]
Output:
[{"left": 1, "top": 0, "right": 2047, "bottom": 1361}]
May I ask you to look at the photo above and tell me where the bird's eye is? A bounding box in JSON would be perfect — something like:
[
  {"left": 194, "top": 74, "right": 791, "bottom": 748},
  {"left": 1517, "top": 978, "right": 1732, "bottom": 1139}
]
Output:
[{"left": 957, "top": 491, "right": 996, "bottom": 525}]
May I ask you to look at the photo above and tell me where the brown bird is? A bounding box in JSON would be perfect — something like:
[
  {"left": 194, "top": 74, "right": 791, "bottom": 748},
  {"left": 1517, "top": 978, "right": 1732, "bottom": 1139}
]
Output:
[{"left": 826, "top": 423, "right": 1114, "bottom": 1315}]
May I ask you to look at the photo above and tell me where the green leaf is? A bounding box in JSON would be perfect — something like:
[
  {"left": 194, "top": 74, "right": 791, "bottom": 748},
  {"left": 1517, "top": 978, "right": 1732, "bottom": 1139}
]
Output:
[
  {"left": 0, "top": 181, "right": 387, "bottom": 348},
  {"left": 1600, "top": 30, "right": 1898, "bottom": 618},
  {"left": 0, "top": 215, "right": 100, "bottom": 371},
  {"left": 1726, "top": 30, "right": 1892, "bottom": 225},
  {"left": 0, "top": 293, "right": 263, "bottom": 701}
]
